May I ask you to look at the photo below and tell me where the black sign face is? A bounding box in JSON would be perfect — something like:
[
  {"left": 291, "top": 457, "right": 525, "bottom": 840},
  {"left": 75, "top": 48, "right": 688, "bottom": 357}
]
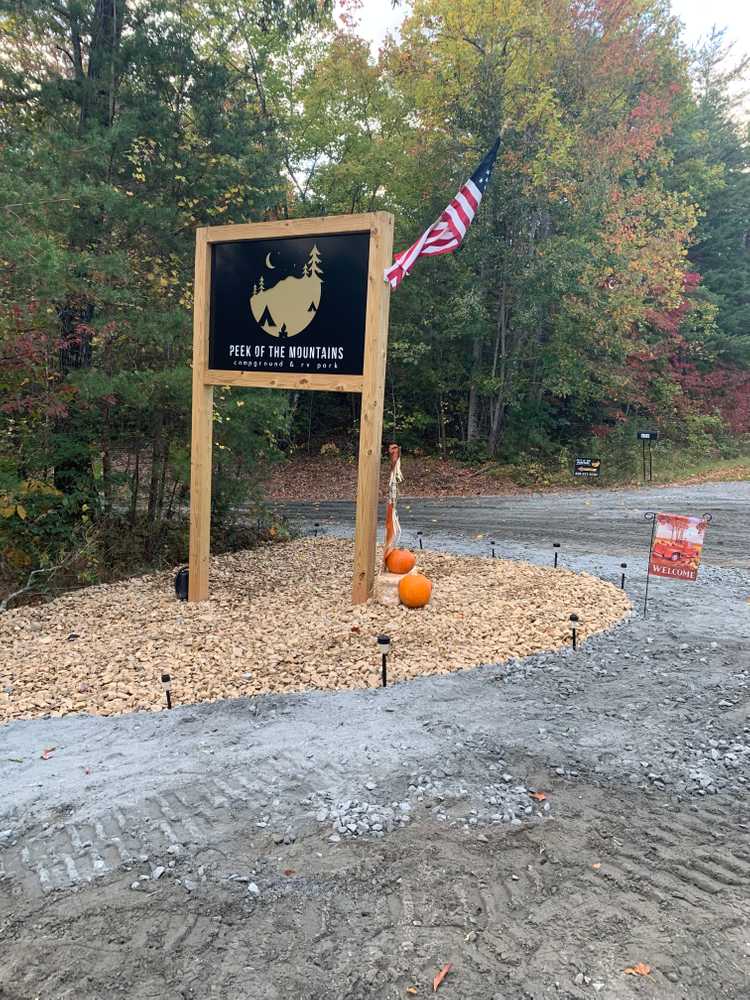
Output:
[
  {"left": 637, "top": 430, "right": 658, "bottom": 441},
  {"left": 208, "top": 232, "right": 371, "bottom": 375},
  {"left": 574, "top": 457, "right": 601, "bottom": 478}
]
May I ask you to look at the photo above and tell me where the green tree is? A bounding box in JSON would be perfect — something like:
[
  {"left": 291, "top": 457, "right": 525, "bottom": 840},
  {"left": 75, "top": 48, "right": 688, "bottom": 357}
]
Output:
[
  {"left": 677, "top": 31, "right": 750, "bottom": 358},
  {"left": 0, "top": 0, "right": 332, "bottom": 601}
]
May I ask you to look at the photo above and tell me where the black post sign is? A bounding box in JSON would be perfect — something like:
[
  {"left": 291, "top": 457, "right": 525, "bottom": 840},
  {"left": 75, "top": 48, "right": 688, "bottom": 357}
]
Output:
[
  {"left": 574, "top": 457, "right": 601, "bottom": 479},
  {"left": 637, "top": 430, "right": 658, "bottom": 482},
  {"left": 208, "top": 232, "right": 370, "bottom": 376}
]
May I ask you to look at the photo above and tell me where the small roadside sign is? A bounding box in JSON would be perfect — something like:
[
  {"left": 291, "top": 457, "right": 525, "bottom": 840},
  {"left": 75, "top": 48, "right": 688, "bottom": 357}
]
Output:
[{"left": 574, "top": 458, "right": 601, "bottom": 478}]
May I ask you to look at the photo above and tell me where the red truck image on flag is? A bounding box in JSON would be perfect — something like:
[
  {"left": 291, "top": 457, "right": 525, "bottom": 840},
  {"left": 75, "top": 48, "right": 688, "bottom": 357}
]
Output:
[
  {"left": 648, "top": 513, "right": 709, "bottom": 581},
  {"left": 384, "top": 138, "right": 500, "bottom": 290}
]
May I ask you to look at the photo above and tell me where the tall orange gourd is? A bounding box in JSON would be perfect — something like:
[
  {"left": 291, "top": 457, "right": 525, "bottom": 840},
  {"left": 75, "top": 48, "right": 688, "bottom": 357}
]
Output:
[
  {"left": 399, "top": 573, "right": 432, "bottom": 608},
  {"left": 386, "top": 548, "right": 416, "bottom": 575}
]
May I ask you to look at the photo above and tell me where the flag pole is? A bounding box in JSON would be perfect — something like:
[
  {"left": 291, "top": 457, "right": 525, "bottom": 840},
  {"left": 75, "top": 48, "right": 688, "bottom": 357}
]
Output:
[{"left": 643, "top": 512, "right": 657, "bottom": 617}]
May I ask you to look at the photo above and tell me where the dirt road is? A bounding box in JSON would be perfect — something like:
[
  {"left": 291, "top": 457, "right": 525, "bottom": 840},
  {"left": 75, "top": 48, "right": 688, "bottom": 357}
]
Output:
[{"left": 1, "top": 483, "right": 749, "bottom": 999}]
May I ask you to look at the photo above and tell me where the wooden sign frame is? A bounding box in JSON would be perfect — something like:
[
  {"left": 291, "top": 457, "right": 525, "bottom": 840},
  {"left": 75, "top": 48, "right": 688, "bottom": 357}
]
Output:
[{"left": 188, "top": 212, "right": 394, "bottom": 605}]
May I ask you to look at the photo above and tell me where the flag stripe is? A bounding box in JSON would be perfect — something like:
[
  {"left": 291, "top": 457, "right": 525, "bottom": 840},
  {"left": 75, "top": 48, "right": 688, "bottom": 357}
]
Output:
[
  {"left": 422, "top": 241, "right": 460, "bottom": 256},
  {"left": 445, "top": 203, "right": 468, "bottom": 237},
  {"left": 464, "top": 178, "right": 482, "bottom": 206},
  {"left": 455, "top": 190, "right": 477, "bottom": 221}
]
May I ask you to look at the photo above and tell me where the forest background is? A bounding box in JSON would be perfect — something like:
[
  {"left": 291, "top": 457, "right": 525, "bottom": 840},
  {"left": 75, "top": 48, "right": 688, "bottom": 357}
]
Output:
[{"left": 0, "top": 0, "right": 748, "bottom": 601}]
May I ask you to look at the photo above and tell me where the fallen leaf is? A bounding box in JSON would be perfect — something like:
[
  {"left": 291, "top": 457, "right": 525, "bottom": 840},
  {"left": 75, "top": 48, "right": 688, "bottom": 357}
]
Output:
[
  {"left": 283, "top": 868, "right": 295, "bottom": 876},
  {"left": 624, "top": 963, "right": 651, "bottom": 977},
  {"left": 406, "top": 989, "right": 418, "bottom": 996},
  {"left": 592, "top": 863, "right": 602, "bottom": 870},
  {"left": 40, "top": 747, "right": 56, "bottom": 760},
  {"left": 433, "top": 963, "right": 453, "bottom": 992},
  {"left": 529, "top": 791, "right": 547, "bottom": 801}
]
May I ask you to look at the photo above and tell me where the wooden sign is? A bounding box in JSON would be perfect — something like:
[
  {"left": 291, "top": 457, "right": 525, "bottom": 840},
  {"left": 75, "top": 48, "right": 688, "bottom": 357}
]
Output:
[{"left": 189, "top": 213, "right": 394, "bottom": 604}]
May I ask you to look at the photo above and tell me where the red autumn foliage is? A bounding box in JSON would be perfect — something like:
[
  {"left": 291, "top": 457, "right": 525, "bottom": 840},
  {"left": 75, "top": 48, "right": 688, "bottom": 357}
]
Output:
[{"left": 625, "top": 271, "right": 750, "bottom": 434}]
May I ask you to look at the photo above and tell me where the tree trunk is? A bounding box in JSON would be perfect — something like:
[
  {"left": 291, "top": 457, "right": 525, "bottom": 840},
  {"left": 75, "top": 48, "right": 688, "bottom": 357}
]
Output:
[
  {"left": 101, "top": 439, "right": 113, "bottom": 515},
  {"left": 166, "top": 477, "right": 180, "bottom": 521},
  {"left": 129, "top": 449, "right": 140, "bottom": 525},
  {"left": 80, "top": 0, "right": 127, "bottom": 130},
  {"left": 156, "top": 439, "right": 170, "bottom": 521},
  {"left": 488, "top": 395, "right": 506, "bottom": 456},
  {"left": 147, "top": 416, "right": 164, "bottom": 525},
  {"left": 467, "top": 336, "right": 482, "bottom": 442},
  {"left": 487, "top": 283, "right": 508, "bottom": 456},
  {"left": 436, "top": 396, "right": 448, "bottom": 459}
]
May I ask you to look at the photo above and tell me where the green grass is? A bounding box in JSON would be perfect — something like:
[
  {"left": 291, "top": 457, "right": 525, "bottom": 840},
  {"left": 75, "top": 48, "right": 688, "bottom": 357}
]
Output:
[{"left": 501, "top": 449, "right": 750, "bottom": 490}]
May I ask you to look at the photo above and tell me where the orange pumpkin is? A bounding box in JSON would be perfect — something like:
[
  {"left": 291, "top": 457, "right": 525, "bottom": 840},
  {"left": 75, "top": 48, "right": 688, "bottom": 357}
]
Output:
[
  {"left": 399, "top": 573, "right": 432, "bottom": 608},
  {"left": 386, "top": 548, "right": 417, "bottom": 575}
]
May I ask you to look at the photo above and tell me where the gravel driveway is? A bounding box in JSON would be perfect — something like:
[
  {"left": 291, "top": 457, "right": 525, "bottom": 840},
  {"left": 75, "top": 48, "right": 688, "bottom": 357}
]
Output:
[{"left": 1, "top": 482, "right": 748, "bottom": 999}]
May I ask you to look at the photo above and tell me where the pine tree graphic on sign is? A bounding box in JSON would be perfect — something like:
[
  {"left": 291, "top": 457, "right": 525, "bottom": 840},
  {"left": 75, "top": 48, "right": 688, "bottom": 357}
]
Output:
[{"left": 308, "top": 244, "right": 323, "bottom": 278}]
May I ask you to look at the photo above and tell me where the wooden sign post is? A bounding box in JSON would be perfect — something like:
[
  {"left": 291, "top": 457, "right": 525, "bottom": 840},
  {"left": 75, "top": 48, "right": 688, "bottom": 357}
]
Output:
[{"left": 188, "top": 212, "right": 394, "bottom": 605}]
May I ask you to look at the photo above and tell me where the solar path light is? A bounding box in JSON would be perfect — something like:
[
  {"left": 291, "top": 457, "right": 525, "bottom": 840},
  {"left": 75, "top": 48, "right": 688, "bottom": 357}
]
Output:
[
  {"left": 569, "top": 614, "right": 579, "bottom": 651},
  {"left": 161, "top": 673, "right": 173, "bottom": 710},
  {"left": 376, "top": 635, "right": 391, "bottom": 687}
]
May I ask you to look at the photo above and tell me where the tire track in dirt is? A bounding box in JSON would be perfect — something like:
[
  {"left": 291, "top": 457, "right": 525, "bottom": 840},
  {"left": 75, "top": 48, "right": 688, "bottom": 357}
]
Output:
[
  {"left": 0, "top": 754, "right": 383, "bottom": 896},
  {"left": 2, "top": 786, "right": 749, "bottom": 998}
]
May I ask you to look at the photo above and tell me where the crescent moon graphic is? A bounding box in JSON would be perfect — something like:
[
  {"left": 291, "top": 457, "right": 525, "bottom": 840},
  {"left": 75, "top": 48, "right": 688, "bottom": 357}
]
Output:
[{"left": 265, "top": 252, "right": 275, "bottom": 269}]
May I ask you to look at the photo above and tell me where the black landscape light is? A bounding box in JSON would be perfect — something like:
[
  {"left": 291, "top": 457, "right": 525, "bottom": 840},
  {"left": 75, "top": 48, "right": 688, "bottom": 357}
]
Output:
[
  {"left": 620, "top": 563, "right": 627, "bottom": 590},
  {"left": 569, "top": 614, "right": 579, "bottom": 651},
  {"left": 491, "top": 540, "right": 496, "bottom": 559},
  {"left": 313, "top": 521, "right": 320, "bottom": 537},
  {"left": 174, "top": 567, "right": 189, "bottom": 601},
  {"left": 553, "top": 543, "right": 561, "bottom": 568},
  {"left": 161, "top": 673, "right": 173, "bottom": 710},
  {"left": 417, "top": 530, "right": 423, "bottom": 550},
  {"left": 376, "top": 635, "right": 391, "bottom": 688}
]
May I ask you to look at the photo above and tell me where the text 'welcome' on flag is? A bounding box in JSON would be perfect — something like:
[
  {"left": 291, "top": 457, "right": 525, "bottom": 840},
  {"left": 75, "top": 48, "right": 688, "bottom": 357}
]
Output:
[{"left": 384, "top": 138, "right": 500, "bottom": 291}]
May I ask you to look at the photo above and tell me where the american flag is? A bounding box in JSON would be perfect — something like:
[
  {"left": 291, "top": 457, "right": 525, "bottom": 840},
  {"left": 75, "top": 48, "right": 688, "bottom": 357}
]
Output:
[{"left": 384, "top": 138, "right": 500, "bottom": 291}]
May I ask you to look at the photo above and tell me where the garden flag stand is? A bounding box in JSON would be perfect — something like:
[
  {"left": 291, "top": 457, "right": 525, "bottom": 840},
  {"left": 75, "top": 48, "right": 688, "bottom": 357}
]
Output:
[{"left": 643, "top": 511, "right": 712, "bottom": 616}]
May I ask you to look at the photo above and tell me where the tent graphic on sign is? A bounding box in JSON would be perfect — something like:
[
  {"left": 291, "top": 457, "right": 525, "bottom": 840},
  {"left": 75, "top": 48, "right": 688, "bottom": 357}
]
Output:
[{"left": 250, "top": 245, "right": 323, "bottom": 338}]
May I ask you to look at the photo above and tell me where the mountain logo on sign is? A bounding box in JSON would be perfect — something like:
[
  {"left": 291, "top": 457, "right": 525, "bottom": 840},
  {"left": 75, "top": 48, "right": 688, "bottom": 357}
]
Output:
[{"left": 250, "top": 245, "right": 323, "bottom": 339}]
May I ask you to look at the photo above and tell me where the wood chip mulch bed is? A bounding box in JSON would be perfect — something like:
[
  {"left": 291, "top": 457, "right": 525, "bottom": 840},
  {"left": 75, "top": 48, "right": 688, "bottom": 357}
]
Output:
[{"left": 0, "top": 539, "right": 631, "bottom": 722}]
